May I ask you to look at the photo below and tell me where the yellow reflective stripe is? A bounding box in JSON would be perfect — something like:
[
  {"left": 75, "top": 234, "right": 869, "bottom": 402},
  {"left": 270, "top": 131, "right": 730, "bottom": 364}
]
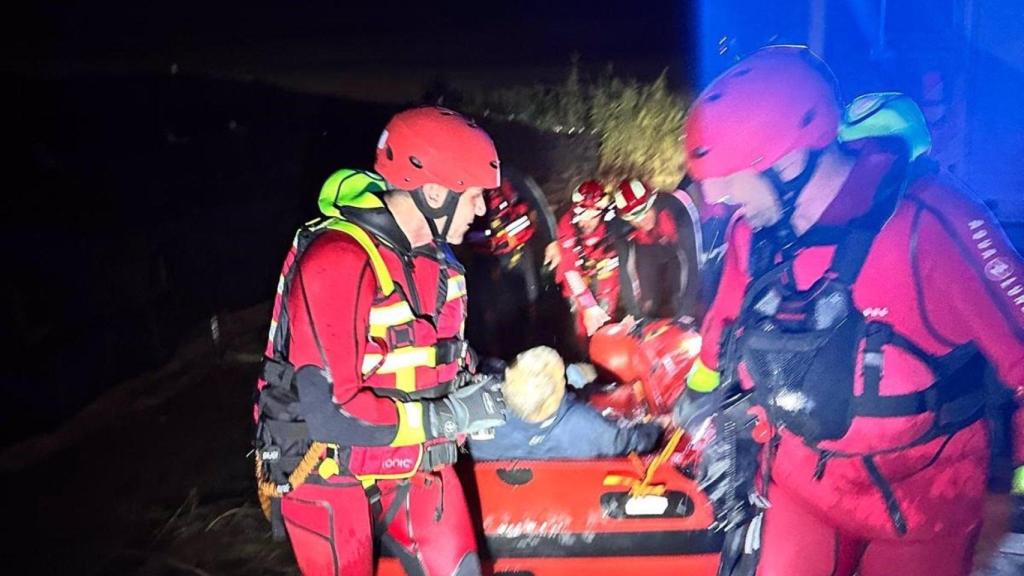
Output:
[
  {"left": 395, "top": 366, "right": 416, "bottom": 393},
  {"left": 324, "top": 219, "right": 395, "bottom": 296},
  {"left": 369, "top": 301, "right": 415, "bottom": 329},
  {"left": 687, "top": 358, "right": 721, "bottom": 393},
  {"left": 446, "top": 275, "right": 467, "bottom": 301},
  {"left": 1013, "top": 466, "right": 1024, "bottom": 495},
  {"left": 362, "top": 346, "right": 436, "bottom": 374},
  {"left": 390, "top": 401, "right": 427, "bottom": 447}
]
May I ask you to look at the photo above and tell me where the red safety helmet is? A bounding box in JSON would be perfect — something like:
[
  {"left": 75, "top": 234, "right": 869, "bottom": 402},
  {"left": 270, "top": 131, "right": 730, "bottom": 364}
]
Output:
[
  {"left": 571, "top": 180, "right": 609, "bottom": 215},
  {"left": 374, "top": 106, "right": 500, "bottom": 192},
  {"left": 614, "top": 178, "right": 656, "bottom": 221},
  {"left": 684, "top": 45, "right": 841, "bottom": 181}
]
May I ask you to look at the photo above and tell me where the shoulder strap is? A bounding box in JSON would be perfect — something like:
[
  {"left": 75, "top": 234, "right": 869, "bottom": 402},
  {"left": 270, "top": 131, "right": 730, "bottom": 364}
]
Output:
[
  {"left": 322, "top": 218, "right": 394, "bottom": 297},
  {"left": 269, "top": 217, "right": 394, "bottom": 361},
  {"left": 829, "top": 228, "right": 879, "bottom": 285}
]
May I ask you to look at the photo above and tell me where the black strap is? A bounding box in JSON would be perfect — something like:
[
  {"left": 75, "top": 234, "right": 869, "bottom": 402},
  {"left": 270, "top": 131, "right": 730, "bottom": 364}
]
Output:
[
  {"left": 372, "top": 377, "right": 460, "bottom": 402},
  {"left": 863, "top": 455, "right": 908, "bottom": 536},
  {"left": 270, "top": 225, "right": 324, "bottom": 361},
  {"left": 368, "top": 481, "right": 411, "bottom": 541},
  {"left": 861, "top": 322, "right": 891, "bottom": 399},
  {"left": 433, "top": 244, "right": 451, "bottom": 318},
  {"left": 435, "top": 337, "right": 467, "bottom": 366},
  {"left": 270, "top": 497, "right": 288, "bottom": 541},
  {"left": 856, "top": 322, "right": 986, "bottom": 425},
  {"left": 830, "top": 227, "right": 879, "bottom": 285}
]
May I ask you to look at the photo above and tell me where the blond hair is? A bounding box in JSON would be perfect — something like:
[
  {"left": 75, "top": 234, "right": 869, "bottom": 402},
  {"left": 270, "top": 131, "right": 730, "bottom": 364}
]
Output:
[{"left": 503, "top": 346, "right": 567, "bottom": 423}]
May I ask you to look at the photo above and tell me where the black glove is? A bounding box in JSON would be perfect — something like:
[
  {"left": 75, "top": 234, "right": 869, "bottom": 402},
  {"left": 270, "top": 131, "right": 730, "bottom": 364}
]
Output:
[
  {"left": 426, "top": 374, "right": 507, "bottom": 440},
  {"left": 696, "top": 392, "right": 764, "bottom": 532},
  {"left": 673, "top": 387, "right": 720, "bottom": 434}
]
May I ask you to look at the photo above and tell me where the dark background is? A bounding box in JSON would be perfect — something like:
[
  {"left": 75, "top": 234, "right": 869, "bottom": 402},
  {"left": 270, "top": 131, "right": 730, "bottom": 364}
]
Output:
[{"left": 2, "top": 0, "right": 1022, "bottom": 447}]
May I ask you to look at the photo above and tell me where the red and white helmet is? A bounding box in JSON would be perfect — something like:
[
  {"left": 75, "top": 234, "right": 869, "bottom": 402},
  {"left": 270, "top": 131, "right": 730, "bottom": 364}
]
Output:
[
  {"left": 614, "top": 178, "right": 656, "bottom": 220},
  {"left": 571, "top": 180, "right": 609, "bottom": 216},
  {"left": 684, "top": 45, "right": 841, "bottom": 181},
  {"left": 374, "top": 106, "right": 500, "bottom": 192}
]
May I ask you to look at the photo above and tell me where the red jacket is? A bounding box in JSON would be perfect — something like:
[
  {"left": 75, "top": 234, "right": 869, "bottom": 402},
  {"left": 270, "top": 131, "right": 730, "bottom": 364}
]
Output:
[
  {"left": 262, "top": 211, "right": 469, "bottom": 479},
  {"left": 555, "top": 211, "right": 621, "bottom": 315},
  {"left": 702, "top": 140, "right": 1024, "bottom": 539}
]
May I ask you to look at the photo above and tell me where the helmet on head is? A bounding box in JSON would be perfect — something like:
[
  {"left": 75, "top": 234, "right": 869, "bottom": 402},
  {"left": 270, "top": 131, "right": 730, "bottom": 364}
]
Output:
[
  {"left": 374, "top": 106, "right": 500, "bottom": 192},
  {"left": 684, "top": 45, "right": 841, "bottom": 181},
  {"left": 838, "top": 92, "right": 931, "bottom": 161},
  {"left": 375, "top": 106, "right": 500, "bottom": 240},
  {"left": 571, "top": 180, "right": 609, "bottom": 215},
  {"left": 614, "top": 178, "right": 656, "bottom": 221}
]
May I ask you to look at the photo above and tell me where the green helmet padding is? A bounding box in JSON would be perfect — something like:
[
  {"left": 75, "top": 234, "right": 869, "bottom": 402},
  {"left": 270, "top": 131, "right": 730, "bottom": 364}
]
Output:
[
  {"left": 839, "top": 92, "right": 932, "bottom": 161},
  {"left": 318, "top": 169, "right": 388, "bottom": 217}
]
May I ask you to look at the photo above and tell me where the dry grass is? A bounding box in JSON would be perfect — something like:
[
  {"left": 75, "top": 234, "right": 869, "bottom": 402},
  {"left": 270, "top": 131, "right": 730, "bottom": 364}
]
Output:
[{"left": 103, "top": 492, "right": 298, "bottom": 576}]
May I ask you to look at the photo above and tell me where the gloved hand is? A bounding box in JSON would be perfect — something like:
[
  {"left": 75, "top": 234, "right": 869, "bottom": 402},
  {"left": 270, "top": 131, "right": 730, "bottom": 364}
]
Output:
[
  {"left": 543, "top": 241, "right": 562, "bottom": 270},
  {"left": 692, "top": 392, "right": 764, "bottom": 532},
  {"left": 673, "top": 387, "right": 720, "bottom": 435},
  {"left": 566, "top": 363, "right": 597, "bottom": 389},
  {"left": 426, "top": 374, "right": 508, "bottom": 440}
]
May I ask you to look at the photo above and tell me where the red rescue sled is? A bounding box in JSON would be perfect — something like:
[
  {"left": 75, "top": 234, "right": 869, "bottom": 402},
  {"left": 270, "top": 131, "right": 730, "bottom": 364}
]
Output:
[{"left": 379, "top": 320, "right": 720, "bottom": 575}]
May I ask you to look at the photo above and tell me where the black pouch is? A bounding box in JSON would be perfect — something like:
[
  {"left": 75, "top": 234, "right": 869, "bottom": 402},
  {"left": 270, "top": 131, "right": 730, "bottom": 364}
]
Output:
[{"left": 741, "top": 278, "right": 863, "bottom": 444}]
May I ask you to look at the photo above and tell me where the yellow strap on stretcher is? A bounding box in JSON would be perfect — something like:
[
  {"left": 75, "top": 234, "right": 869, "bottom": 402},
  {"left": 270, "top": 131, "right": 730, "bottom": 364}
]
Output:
[{"left": 603, "top": 428, "right": 685, "bottom": 498}]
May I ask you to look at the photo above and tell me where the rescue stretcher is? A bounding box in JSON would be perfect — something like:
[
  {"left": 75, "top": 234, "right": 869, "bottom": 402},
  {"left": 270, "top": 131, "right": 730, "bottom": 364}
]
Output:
[{"left": 379, "top": 320, "right": 721, "bottom": 575}]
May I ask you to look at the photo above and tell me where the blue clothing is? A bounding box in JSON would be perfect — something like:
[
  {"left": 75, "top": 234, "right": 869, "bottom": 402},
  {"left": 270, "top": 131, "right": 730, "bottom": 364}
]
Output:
[{"left": 470, "top": 393, "right": 662, "bottom": 461}]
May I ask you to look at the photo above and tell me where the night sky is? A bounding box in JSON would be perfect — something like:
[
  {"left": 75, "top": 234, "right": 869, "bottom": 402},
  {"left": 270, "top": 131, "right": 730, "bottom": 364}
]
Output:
[{"left": 8, "top": 1, "right": 692, "bottom": 100}]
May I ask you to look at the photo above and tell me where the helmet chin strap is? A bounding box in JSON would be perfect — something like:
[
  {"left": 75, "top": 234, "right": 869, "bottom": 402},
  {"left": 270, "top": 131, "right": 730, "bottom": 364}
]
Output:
[
  {"left": 411, "top": 187, "right": 460, "bottom": 241},
  {"left": 760, "top": 147, "right": 824, "bottom": 257}
]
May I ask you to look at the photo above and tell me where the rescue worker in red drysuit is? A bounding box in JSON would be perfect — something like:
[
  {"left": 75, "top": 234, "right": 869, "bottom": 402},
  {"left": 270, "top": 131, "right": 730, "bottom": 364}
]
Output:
[
  {"left": 254, "top": 107, "right": 508, "bottom": 576},
  {"left": 613, "top": 178, "right": 702, "bottom": 323},
  {"left": 554, "top": 180, "right": 623, "bottom": 343},
  {"left": 674, "top": 46, "right": 1024, "bottom": 576}
]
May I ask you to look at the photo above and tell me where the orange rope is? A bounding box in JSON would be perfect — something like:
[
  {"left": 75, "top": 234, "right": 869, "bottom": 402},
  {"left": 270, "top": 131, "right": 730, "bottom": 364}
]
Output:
[{"left": 256, "top": 441, "right": 329, "bottom": 520}]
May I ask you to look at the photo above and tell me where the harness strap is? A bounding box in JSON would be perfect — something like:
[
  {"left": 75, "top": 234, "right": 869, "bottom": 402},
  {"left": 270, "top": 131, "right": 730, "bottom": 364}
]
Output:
[
  {"left": 367, "top": 480, "right": 412, "bottom": 542},
  {"left": 864, "top": 455, "right": 909, "bottom": 536},
  {"left": 856, "top": 321, "right": 986, "bottom": 426},
  {"left": 830, "top": 228, "right": 879, "bottom": 285},
  {"left": 372, "top": 375, "right": 462, "bottom": 402}
]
